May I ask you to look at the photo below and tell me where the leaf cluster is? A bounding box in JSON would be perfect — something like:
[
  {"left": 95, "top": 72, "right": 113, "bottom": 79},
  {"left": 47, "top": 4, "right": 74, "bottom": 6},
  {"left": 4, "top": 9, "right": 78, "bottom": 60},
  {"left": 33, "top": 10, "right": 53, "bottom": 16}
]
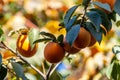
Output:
[{"left": 60, "top": 0, "right": 120, "bottom": 46}]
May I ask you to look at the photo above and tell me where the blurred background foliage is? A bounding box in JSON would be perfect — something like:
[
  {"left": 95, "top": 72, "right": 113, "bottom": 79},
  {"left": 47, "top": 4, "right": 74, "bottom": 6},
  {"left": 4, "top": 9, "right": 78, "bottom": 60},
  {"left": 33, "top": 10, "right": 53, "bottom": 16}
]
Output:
[{"left": 0, "top": 0, "right": 120, "bottom": 80}]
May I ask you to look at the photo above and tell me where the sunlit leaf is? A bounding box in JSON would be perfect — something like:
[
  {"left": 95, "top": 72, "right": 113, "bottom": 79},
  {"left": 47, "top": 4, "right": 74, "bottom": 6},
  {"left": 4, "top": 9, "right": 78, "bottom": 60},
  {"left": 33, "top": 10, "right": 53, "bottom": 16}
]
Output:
[
  {"left": 114, "top": 0, "right": 120, "bottom": 16},
  {"left": 39, "top": 31, "right": 56, "bottom": 41},
  {"left": 106, "top": 61, "right": 114, "bottom": 79},
  {"left": 64, "top": 5, "right": 79, "bottom": 26},
  {"left": 11, "top": 62, "right": 28, "bottom": 80},
  {"left": 28, "top": 28, "right": 39, "bottom": 49},
  {"left": 86, "top": 11, "right": 102, "bottom": 31},
  {"left": 0, "top": 34, "right": 5, "bottom": 42},
  {"left": 66, "top": 24, "right": 80, "bottom": 46},
  {"left": 8, "top": 30, "right": 16, "bottom": 37},
  {"left": 0, "top": 65, "right": 7, "bottom": 80},
  {"left": 112, "top": 45, "right": 120, "bottom": 54}
]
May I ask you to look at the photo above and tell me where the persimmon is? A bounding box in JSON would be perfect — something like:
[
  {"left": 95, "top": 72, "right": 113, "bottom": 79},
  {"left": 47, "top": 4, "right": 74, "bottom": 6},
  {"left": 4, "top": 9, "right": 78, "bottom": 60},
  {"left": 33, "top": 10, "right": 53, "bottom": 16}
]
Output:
[
  {"left": 63, "top": 38, "right": 80, "bottom": 54},
  {"left": 44, "top": 42, "right": 65, "bottom": 63},
  {"left": 17, "top": 34, "right": 38, "bottom": 57},
  {"left": 93, "top": 0, "right": 116, "bottom": 13},
  {"left": 73, "top": 27, "right": 91, "bottom": 49},
  {"left": 88, "top": 34, "right": 96, "bottom": 47}
]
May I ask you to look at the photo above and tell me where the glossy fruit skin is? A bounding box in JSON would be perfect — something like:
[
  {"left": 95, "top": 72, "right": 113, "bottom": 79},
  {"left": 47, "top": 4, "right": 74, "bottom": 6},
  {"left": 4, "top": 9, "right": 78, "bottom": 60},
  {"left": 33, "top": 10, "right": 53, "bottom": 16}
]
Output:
[
  {"left": 73, "top": 27, "right": 91, "bottom": 49},
  {"left": 63, "top": 38, "right": 80, "bottom": 54},
  {"left": 44, "top": 42, "right": 65, "bottom": 63},
  {"left": 93, "top": 0, "right": 116, "bottom": 13},
  {"left": 17, "top": 34, "right": 38, "bottom": 57},
  {"left": 88, "top": 34, "right": 96, "bottom": 47}
]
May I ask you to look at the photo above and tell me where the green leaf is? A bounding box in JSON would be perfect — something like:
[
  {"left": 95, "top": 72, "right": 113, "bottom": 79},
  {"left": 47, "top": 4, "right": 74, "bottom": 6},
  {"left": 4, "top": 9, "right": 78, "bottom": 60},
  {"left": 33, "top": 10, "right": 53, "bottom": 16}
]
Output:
[
  {"left": 116, "top": 20, "right": 120, "bottom": 27},
  {"left": 59, "top": 22, "right": 65, "bottom": 27},
  {"left": 0, "top": 34, "right": 5, "bottom": 42},
  {"left": 90, "top": 8, "right": 112, "bottom": 32},
  {"left": 64, "top": 5, "right": 79, "bottom": 26},
  {"left": 112, "top": 45, "right": 120, "bottom": 54},
  {"left": 117, "top": 62, "right": 120, "bottom": 80},
  {"left": 49, "top": 70, "right": 63, "bottom": 80},
  {"left": 34, "top": 38, "right": 52, "bottom": 44},
  {"left": 106, "top": 61, "right": 114, "bottom": 79},
  {"left": 0, "top": 27, "right": 5, "bottom": 42},
  {"left": 11, "top": 62, "right": 28, "bottom": 80},
  {"left": 28, "top": 28, "right": 39, "bottom": 49},
  {"left": 86, "top": 11, "right": 102, "bottom": 31},
  {"left": 66, "top": 24, "right": 80, "bottom": 46},
  {"left": 66, "top": 15, "right": 80, "bottom": 31},
  {"left": 0, "top": 54, "right": 2, "bottom": 66},
  {"left": 39, "top": 31, "right": 56, "bottom": 41},
  {"left": 85, "top": 22, "right": 102, "bottom": 44},
  {"left": 114, "top": 0, "right": 120, "bottom": 16},
  {"left": 82, "top": 0, "right": 91, "bottom": 6},
  {"left": 0, "top": 27, "right": 4, "bottom": 36},
  {"left": 92, "top": 2, "right": 112, "bottom": 12},
  {"left": 111, "top": 61, "right": 119, "bottom": 80},
  {"left": 0, "top": 65, "right": 7, "bottom": 80},
  {"left": 100, "top": 26, "right": 107, "bottom": 35},
  {"left": 8, "top": 30, "right": 16, "bottom": 37},
  {"left": 57, "top": 34, "right": 64, "bottom": 44},
  {"left": 108, "top": 11, "right": 116, "bottom": 22}
]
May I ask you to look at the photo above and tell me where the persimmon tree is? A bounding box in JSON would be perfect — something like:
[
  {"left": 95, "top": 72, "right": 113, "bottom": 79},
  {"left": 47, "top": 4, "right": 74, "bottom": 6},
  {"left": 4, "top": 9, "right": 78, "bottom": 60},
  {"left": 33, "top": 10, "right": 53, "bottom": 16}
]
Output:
[{"left": 0, "top": 0, "right": 120, "bottom": 80}]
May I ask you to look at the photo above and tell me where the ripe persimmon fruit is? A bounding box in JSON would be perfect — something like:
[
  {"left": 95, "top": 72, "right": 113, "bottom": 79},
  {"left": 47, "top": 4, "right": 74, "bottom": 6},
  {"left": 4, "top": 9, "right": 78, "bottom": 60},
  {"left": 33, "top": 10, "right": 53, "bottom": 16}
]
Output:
[
  {"left": 17, "top": 34, "right": 38, "bottom": 57},
  {"left": 93, "top": 0, "right": 116, "bottom": 13},
  {"left": 73, "top": 27, "right": 91, "bottom": 49},
  {"left": 63, "top": 38, "right": 80, "bottom": 54},
  {"left": 88, "top": 34, "right": 96, "bottom": 47},
  {"left": 44, "top": 42, "right": 65, "bottom": 63}
]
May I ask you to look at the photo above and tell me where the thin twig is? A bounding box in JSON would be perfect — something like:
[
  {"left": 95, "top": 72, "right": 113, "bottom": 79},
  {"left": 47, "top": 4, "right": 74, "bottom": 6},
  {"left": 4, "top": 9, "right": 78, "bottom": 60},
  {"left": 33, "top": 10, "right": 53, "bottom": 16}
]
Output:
[
  {"left": 1, "top": 42, "right": 46, "bottom": 79},
  {"left": 42, "top": 62, "right": 46, "bottom": 75},
  {"left": 45, "top": 64, "right": 54, "bottom": 80},
  {"left": 50, "top": 62, "right": 61, "bottom": 76}
]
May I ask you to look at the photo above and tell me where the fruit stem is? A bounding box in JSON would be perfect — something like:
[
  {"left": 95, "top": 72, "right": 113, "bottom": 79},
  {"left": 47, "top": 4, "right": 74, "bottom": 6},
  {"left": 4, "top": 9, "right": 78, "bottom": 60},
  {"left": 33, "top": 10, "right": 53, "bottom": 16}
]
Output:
[
  {"left": 81, "top": 0, "right": 91, "bottom": 25},
  {"left": 1, "top": 42, "right": 46, "bottom": 79}
]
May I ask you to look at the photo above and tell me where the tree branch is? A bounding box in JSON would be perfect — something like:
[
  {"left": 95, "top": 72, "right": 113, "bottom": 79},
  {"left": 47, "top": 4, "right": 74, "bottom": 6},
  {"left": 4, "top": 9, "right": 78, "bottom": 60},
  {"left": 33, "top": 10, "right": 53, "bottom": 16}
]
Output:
[{"left": 1, "top": 42, "right": 46, "bottom": 79}]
